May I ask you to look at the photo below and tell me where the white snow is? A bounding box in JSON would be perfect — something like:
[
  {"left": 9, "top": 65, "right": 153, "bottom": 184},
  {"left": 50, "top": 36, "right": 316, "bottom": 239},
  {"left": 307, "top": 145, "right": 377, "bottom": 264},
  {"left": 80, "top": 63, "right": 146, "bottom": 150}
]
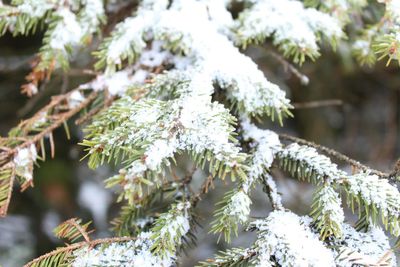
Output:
[
  {"left": 235, "top": 0, "right": 343, "bottom": 54},
  {"left": 13, "top": 144, "right": 37, "bottom": 182},
  {"left": 49, "top": 9, "right": 83, "bottom": 51},
  {"left": 17, "top": 0, "right": 54, "bottom": 18},
  {"left": 89, "top": 70, "right": 134, "bottom": 96},
  {"left": 252, "top": 211, "right": 336, "bottom": 267},
  {"left": 72, "top": 232, "right": 174, "bottom": 267},
  {"left": 68, "top": 91, "right": 85, "bottom": 109}
]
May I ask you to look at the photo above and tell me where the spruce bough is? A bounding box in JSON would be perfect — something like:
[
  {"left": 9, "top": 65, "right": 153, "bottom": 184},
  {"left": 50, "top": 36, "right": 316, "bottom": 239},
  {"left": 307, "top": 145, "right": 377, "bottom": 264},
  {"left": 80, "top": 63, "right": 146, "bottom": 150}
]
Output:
[{"left": 0, "top": 0, "right": 399, "bottom": 266}]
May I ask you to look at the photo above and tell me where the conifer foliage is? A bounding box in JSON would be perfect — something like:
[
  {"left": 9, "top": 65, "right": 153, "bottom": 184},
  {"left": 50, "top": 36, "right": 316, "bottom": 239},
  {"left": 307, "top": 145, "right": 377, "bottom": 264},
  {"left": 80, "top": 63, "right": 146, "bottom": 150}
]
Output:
[{"left": 0, "top": 0, "right": 400, "bottom": 266}]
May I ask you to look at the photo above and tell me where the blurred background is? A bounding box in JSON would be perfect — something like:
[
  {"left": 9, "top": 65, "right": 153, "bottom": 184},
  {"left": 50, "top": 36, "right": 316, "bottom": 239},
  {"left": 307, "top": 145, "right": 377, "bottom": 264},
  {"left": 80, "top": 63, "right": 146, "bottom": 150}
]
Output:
[{"left": 0, "top": 17, "right": 399, "bottom": 267}]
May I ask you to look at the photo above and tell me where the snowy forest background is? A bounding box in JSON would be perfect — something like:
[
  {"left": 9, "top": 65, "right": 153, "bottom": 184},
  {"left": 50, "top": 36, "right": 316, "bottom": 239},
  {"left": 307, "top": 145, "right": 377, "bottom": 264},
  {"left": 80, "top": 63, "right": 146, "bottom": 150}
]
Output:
[{"left": 0, "top": 0, "right": 399, "bottom": 266}]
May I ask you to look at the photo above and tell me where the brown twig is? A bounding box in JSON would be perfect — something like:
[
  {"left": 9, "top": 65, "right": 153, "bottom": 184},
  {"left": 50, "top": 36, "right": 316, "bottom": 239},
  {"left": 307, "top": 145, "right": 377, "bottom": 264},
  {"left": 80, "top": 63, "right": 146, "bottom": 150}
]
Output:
[
  {"left": 191, "top": 175, "right": 215, "bottom": 207},
  {"left": 279, "top": 133, "right": 389, "bottom": 177},
  {"left": 1, "top": 90, "right": 98, "bottom": 164},
  {"left": 267, "top": 49, "right": 309, "bottom": 85},
  {"left": 292, "top": 99, "right": 343, "bottom": 109},
  {"left": 68, "top": 218, "right": 92, "bottom": 243}
]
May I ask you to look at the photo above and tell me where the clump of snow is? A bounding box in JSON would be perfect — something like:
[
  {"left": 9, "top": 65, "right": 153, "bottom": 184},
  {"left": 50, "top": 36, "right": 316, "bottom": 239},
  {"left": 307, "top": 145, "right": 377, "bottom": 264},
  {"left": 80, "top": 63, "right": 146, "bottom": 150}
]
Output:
[
  {"left": 89, "top": 69, "right": 135, "bottom": 96},
  {"left": 68, "top": 91, "right": 85, "bottom": 109},
  {"left": 13, "top": 144, "right": 37, "bottom": 182},
  {"left": 353, "top": 39, "right": 371, "bottom": 56},
  {"left": 49, "top": 9, "right": 83, "bottom": 51},
  {"left": 103, "top": 1, "right": 168, "bottom": 67},
  {"left": 235, "top": 0, "right": 343, "bottom": 54},
  {"left": 32, "top": 111, "right": 47, "bottom": 128},
  {"left": 252, "top": 211, "right": 336, "bottom": 267},
  {"left": 144, "top": 139, "right": 177, "bottom": 171}
]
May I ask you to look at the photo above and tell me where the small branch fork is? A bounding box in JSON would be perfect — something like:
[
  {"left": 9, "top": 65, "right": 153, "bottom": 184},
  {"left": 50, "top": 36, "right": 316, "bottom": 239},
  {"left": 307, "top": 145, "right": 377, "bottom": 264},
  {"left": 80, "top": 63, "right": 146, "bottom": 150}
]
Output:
[{"left": 0, "top": 87, "right": 98, "bottom": 167}]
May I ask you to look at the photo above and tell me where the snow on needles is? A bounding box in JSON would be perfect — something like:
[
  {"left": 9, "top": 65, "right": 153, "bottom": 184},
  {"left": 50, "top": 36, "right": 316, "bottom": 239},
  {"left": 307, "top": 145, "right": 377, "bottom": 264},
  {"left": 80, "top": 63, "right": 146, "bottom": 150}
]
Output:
[
  {"left": 72, "top": 232, "right": 174, "bottom": 267},
  {"left": 344, "top": 172, "right": 400, "bottom": 235},
  {"left": 241, "top": 118, "right": 282, "bottom": 190},
  {"left": 72, "top": 201, "right": 191, "bottom": 267},
  {"left": 252, "top": 211, "right": 336, "bottom": 267},
  {"left": 49, "top": 8, "right": 83, "bottom": 51},
  {"left": 278, "top": 143, "right": 346, "bottom": 182},
  {"left": 337, "top": 224, "right": 396, "bottom": 267},
  {"left": 235, "top": 0, "right": 343, "bottom": 57},
  {"left": 98, "top": 0, "right": 292, "bottom": 118}
]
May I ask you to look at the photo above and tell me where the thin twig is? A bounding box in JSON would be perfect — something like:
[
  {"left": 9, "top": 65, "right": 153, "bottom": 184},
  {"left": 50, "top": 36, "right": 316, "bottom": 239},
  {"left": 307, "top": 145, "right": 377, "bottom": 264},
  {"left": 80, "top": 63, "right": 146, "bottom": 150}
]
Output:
[
  {"left": 292, "top": 99, "right": 343, "bottom": 109},
  {"left": 69, "top": 219, "right": 92, "bottom": 243},
  {"left": 267, "top": 49, "right": 309, "bottom": 85},
  {"left": 279, "top": 133, "right": 389, "bottom": 177}
]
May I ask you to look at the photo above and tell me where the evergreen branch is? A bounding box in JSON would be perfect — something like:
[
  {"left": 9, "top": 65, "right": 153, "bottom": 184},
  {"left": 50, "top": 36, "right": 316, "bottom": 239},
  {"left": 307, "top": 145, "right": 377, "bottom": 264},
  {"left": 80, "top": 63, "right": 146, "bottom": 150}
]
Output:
[
  {"left": 251, "top": 210, "right": 336, "bottom": 266},
  {"left": 235, "top": 0, "right": 344, "bottom": 65},
  {"left": 150, "top": 201, "right": 192, "bottom": 256},
  {"left": 341, "top": 172, "right": 400, "bottom": 237},
  {"left": 373, "top": 32, "right": 400, "bottom": 66},
  {"left": 310, "top": 184, "right": 344, "bottom": 239},
  {"left": 276, "top": 143, "right": 346, "bottom": 184},
  {"left": 210, "top": 189, "right": 251, "bottom": 243},
  {"left": 111, "top": 179, "right": 185, "bottom": 236},
  {"left": 279, "top": 133, "right": 388, "bottom": 177},
  {"left": 1, "top": 89, "right": 97, "bottom": 163},
  {"left": 24, "top": 236, "right": 135, "bottom": 267}
]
